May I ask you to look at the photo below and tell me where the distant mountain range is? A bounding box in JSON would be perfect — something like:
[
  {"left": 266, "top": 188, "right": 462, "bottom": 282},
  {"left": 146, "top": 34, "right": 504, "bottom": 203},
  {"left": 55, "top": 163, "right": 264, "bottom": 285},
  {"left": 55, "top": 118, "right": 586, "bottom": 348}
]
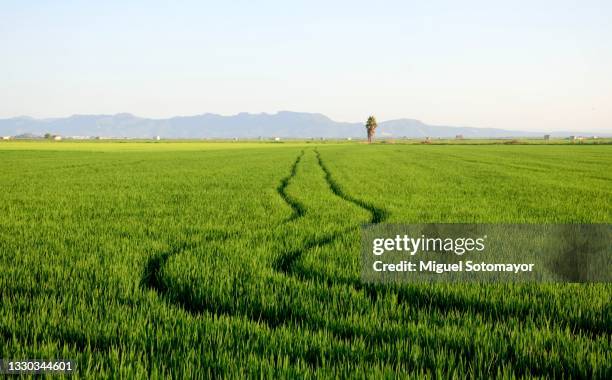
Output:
[{"left": 0, "top": 111, "right": 608, "bottom": 139}]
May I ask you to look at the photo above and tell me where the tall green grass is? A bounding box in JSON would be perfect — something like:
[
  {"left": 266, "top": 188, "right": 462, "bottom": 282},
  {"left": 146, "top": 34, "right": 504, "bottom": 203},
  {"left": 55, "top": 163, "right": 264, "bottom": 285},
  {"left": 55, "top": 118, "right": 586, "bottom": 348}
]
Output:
[{"left": 0, "top": 143, "right": 610, "bottom": 378}]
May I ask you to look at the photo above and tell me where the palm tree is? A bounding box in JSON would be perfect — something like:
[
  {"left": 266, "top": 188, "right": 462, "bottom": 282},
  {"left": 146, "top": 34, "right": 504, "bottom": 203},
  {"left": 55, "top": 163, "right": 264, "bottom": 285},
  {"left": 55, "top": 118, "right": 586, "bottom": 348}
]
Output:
[{"left": 365, "top": 116, "right": 378, "bottom": 143}]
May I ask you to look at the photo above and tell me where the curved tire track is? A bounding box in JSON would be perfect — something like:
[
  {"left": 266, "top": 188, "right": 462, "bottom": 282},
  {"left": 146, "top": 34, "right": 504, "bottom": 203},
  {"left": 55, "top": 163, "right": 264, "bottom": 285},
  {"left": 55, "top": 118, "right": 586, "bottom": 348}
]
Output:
[
  {"left": 142, "top": 150, "right": 316, "bottom": 318},
  {"left": 141, "top": 148, "right": 603, "bottom": 373},
  {"left": 315, "top": 149, "right": 388, "bottom": 224},
  {"left": 276, "top": 151, "right": 305, "bottom": 221},
  {"left": 142, "top": 149, "right": 372, "bottom": 324}
]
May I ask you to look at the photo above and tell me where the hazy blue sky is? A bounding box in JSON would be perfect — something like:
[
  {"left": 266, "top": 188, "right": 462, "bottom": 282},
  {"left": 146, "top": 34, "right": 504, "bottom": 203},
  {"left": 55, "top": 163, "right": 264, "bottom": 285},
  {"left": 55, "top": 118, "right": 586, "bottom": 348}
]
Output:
[{"left": 1, "top": 0, "right": 610, "bottom": 131}]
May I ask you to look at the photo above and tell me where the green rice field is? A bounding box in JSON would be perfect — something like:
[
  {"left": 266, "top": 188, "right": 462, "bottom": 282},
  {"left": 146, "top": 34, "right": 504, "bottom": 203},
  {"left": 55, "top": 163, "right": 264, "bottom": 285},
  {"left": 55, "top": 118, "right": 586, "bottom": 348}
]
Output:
[{"left": 0, "top": 141, "right": 610, "bottom": 378}]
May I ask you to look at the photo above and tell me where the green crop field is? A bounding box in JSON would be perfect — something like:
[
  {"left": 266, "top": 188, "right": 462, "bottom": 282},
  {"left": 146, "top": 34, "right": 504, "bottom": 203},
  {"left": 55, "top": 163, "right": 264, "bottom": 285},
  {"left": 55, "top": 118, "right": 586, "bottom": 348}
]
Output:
[{"left": 0, "top": 141, "right": 610, "bottom": 378}]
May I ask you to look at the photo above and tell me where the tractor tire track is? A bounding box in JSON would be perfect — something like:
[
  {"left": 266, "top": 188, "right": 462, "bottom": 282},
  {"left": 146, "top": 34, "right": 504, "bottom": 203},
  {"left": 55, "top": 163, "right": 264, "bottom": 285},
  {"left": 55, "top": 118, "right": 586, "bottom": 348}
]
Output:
[
  {"left": 271, "top": 150, "right": 343, "bottom": 275},
  {"left": 139, "top": 150, "right": 359, "bottom": 368},
  {"left": 315, "top": 150, "right": 388, "bottom": 224},
  {"left": 273, "top": 148, "right": 389, "bottom": 278},
  {"left": 142, "top": 150, "right": 323, "bottom": 325},
  {"left": 276, "top": 151, "right": 306, "bottom": 221},
  {"left": 141, "top": 148, "right": 602, "bottom": 371},
  {"left": 273, "top": 149, "right": 387, "bottom": 284},
  {"left": 272, "top": 149, "right": 343, "bottom": 275},
  {"left": 142, "top": 149, "right": 362, "bottom": 328},
  {"left": 273, "top": 233, "right": 339, "bottom": 274},
  {"left": 142, "top": 151, "right": 306, "bottom": 313},
  {"left": 272, "top": 150, "right": 372, "bottom": 277}
]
